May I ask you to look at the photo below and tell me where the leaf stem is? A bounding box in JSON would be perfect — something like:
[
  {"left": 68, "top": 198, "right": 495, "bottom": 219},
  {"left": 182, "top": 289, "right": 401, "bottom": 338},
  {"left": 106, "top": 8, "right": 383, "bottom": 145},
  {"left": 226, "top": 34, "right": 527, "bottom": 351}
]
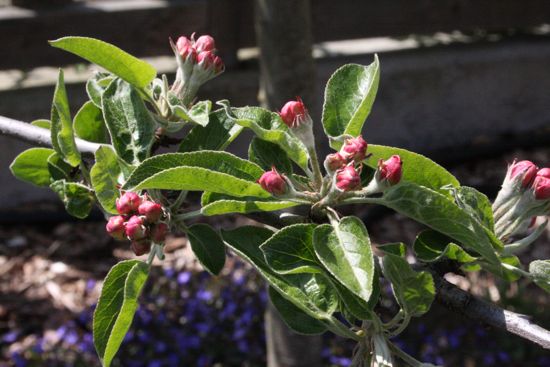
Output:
[
  {"left": 307, "top": 147, "right": 324, "bottom": 190},
  {"left": 387, "top": 340, "right": 434, "bottom": 367},
  {"left": 325, "top": 317, "right": 363, "bottom": 341}
]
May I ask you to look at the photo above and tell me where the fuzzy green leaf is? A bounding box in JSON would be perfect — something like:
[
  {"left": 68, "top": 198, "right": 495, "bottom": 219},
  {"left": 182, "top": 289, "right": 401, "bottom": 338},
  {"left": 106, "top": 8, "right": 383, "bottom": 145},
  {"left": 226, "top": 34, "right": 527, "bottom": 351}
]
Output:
[
  {"left": 74, "top": 101, "right": 109, "bottom": 144},
  {"left": 91, "top": 146, "right": 122, "bottom": 214},
  {"left": 187, "top": 224, "right": 226, "bottom": 275},
  {"left": 10, "top": 148, "right": 55, "bottom": 187},
  {"left": 413, "top": 230, "right": 477, "bottom": 263},
  {"left": 248, "top": 137, "right": 293, "bottom": 174},
  {"left": 200, "top": 192, "right": 298, "bottom": 216},
  {"left": 50, "top": 180, "right": 93, "bottom": 219}
]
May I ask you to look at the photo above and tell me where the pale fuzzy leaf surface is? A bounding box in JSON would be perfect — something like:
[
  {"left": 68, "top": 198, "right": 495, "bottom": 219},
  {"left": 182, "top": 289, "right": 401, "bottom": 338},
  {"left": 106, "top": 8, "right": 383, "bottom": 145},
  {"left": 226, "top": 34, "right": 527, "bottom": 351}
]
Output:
[
  {"left": 87, "top": 73, "right": 114, "bottom": 108},
  {"left": 187, "top": 224, "right": 226, "bottom": 275},
  {"left": 50, "top": 37, "right": 156, "bottom": 88},
  {"left": 248, "top": 137, "right": 293, "bottom": 175},
  {"left": 10, "top": 148, "right": 55, "bottom": 187},
  {"left": 47, "top": 153, "right": 73, "bottom": 181},
  {"left": 322, "top": 58, "right": 380, "bottom": 149},
  {"left": 313, "top": 217, "right": 375, "bottom": 302},
  {"left": 102, "top": 79, "right": 156, "bottom": 165},
  {"left": 529, "top": 260, "right": 550, "bottom": 293},
  {"left": 452, "top": 186, "right": 495, "bottom": 231},
  {"left": 51, "top": 70, "right": 81, "bottom": 166},
  {"left": 200, "top": 192, "right": 298, "bottom": 216},
  {"left": 74, "top": 101, "right": 109, "bottom": 144},
  {"left": 91, "top": 146, "right": 122, "bottom": 214},
  {"left": 49, "top": 180, "right": 93, "bottom": 219},
  {"left": 260, "top": 224, "right": 320, "bottom": 274}
]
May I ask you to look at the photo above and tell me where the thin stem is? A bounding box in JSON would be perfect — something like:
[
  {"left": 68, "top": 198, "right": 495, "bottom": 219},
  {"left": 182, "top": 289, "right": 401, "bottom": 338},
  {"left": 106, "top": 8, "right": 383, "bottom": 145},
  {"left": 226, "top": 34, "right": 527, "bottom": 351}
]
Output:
[
  {"left": 325, "top": 317, "right": 362, "bottom": 341},
  {"left": 308, "top": 146, "right": 324, "bottom": 190},
  {"left": 169, "top": 190, "right": 189, "bottom": 211},
  {"left": 174, "top": 209, "right": 202, "bottom": 222},
  {"left": 146, "top": 244, "right": 158, "bottom": 267},
  {"left": 388, "top": 314, "right": 411, "bottom": 337},
  {"left": 501, "top": 262, "right": 534, "bottom": 279},
  {"left": 388, "top": 340, "right": 429, "bottom": 367}
]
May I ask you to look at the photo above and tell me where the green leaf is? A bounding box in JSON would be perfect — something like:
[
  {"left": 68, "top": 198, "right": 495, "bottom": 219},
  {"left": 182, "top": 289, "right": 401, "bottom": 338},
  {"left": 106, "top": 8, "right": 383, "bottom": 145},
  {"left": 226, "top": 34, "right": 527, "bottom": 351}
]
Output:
[
  {"left": 178, "top": 109, "right": 243, "bottom": 152},
  {"left": 413, "top": 230, "right": 477, "bottom": 263},
  {"left": 313, "top": 217, "right": 375, "bottom": 302},
  {"left": 50, "top": 37, "right": 156, "bottom": 89},
  {"left": 381, "top": 182, "right": 501, "bottom": 265},
  {"left": 329, "top": 277, "right": 374, "bottom": 320},
  {"left": 222, "top": 226, "right": 338, "bottom": 319},
  {"left": 102, "top": 79, "right": 156, "bottom": 164},
  {"left": 365, "top": 145, "right": 460, "bottom": 195},
  {"left": 50, "top": 180, "right": 93, "bottom": 219},
  {"left": 93, "top": 260, "right": 149, "bottom": 367},
  {"left": 220, "top": 102, "right": 309, "bottom": 170},
  {"left": 31, "top": 119, "right": 51, "bottom": 129},
  {"left": 91, "top": 146, "right": 122, "bottom": 214},
  {"left": 187, "top": 224, "right": 226, "bottom": 275},
  {"left": 249, "top": 137, "right": 293, "bottom": 174},
  {"left": 123, "top": 151, "right": 269, "bottom": 198},
  {"left": 260, "top": 224, "right": 320, "bottom": 274},
  {"left": 10, "top": 148, "right": 55, "bottom": 187},
  {"left": 47, "top": 152, "right": 73, "bottom": 181},
  {"left": 529, "top": 260, "right": 550, "bottom": 293},
  {"left": 51, "top": 70, "right": 81, "bottom": 166},
  {"left": 87, "top": 72, "right": 114, "bottom": 108},
  {"left": 377, "top": 242, "right": 406, "bottom": 257},
  {"left": 74, "top": 101, "right": 109, "bottom": 144},
  {"left": 451, "top": 186, "right": 495, "bottom": 231},
  {"left": 200, "top": 192, "right": 298, "bottom": 216},
  {"left": 188, "top": 100, "right": 212, "bottom": 126},
  {"left": 322, "top": 58, "right": 380, "bottom": 149},
  {"left": 268, "top": 287, "right": 327, "bottom": 335},
  {"left": 381, "top": 253, "right": 435, "bottom": 317},
  {"left": 482, "top": 255, "right": 522, "bottom": 282}
]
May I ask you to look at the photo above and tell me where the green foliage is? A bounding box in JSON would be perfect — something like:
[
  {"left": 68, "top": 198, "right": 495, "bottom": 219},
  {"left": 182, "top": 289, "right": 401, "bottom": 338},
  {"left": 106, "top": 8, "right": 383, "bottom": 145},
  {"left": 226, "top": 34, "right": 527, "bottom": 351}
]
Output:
[
  {"left": 313, "top": 217, "right": 375, "bottom": 303},
  {"left": 187, "top": 224, "right": 226, "bottom": 275},
  {"left": 10, "top": 148, "right": 55, "bottom": 187},
  {"left": 93, "top": 260, "right": 149, "bottom": 367},
  {"left": 31, "top": 119, "right": 51, "bottom": 129},
  {"left": 49, "top": 180, "right": 93, "bottom": 219},
  {"left": 381, "top": 253, "right": 435, "bottom": 317},
  {"left": 74, "top": 101, "right": 109, "bottom": 144},
  {"left": 413, "top": 230, "right": 477, "bottom": 263},
  {"left": 451, "top": 186, "right": 495, "bottom": 231},
  {"left": 529, "top": 260, "right": 550, "bottom": 293},
  {"left": 200, "top": 192, "right": 298, "bottom": 216},
  {"left": 50, "top": 37, "right": 156, "bottom": 89},
  {"left": 51, "top": 70, "right": 81, "bottom": 167},
  {"left": 90, "top": 146, "right": 122, "bottom": 214},
  {"left": 102, "top": 79, "right": 156, "bottom": 165},
  {"left": 365, "top": 145, "right": 460, "bottom": 195},
  {"left": 322, "top": 57, "right": 380, "bottom": 149},
  {"left": 87, "top": 73, "right": 114, "bottom": 108},
  {"left": 268, "top": 287, "right": 327, "bottom": 335},
  {"left": 248, "top": 137, "right": 293, "bottom": 174}
]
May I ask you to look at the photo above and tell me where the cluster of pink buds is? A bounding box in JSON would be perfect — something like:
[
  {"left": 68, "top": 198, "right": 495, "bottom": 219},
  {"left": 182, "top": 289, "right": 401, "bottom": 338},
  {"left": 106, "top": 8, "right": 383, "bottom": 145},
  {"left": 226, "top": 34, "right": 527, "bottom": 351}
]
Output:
[
  {"left": 105, "top": 192, "right": 169, "bottom": 256},
  {"left": 533, "top": 167, "right": 550, "bottom": 200},
  {"left": 258, "top": 167, "right": 288, "bottom": 196},
  {"left": 170, "top": 33, "right": 224, "bottom": 104}
]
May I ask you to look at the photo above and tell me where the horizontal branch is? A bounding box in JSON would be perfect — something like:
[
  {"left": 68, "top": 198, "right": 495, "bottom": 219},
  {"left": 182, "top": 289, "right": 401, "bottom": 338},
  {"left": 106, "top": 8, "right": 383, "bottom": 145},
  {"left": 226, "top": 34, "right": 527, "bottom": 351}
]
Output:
[
  {"left": 0, "top": 115, "right": 101, "bottom": 155},
  {"left": 432, "top": 271, "right": 550, "bottom": 349}
]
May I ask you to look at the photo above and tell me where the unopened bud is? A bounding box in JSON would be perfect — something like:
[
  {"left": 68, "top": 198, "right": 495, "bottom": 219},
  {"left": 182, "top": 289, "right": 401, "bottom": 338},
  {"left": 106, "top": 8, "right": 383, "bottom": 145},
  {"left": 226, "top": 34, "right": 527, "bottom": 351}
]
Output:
[
  {"left": 116, "top": 192, "right": 142, "bottom": 215},
  {"left": 378, "top": 155, "right": 402, "bottom": 185},
  {"left": 151, "top": 223, "right": 169, "bottom": 243},
  {"left": 335, "top": 165, "right": 361, "bottom": 191},
  {"left": 138, "top": 201, "right": 163, "bottom": 223},
  {"left": 125, "top": 215, "right": 148, "bottom": 240},
  {"left": 537, "top": 167, "right": 550, "bottom": 179},
  {"left": 324, "top": 152, "right": 346, "bottom": 173},
  {"left": 106, "top": 215, "right": 126, "bottom": 240},
  {"left": 176, "top": 36, "right": 193, "bottom": 58},
  {"left": 507, "top": 160, "right": 538, "bottom": 188},
  {"left": 533, "top": 173, "right": 550, "bottom": 200},
  {"left": 131, "top": 239, "right": 151, "bottom": 256},
  {"left": 213, "top": 55, "right": 224, "bottom": 73},
  {"left": 341, "top": 136, "right": 368, "bottom": 162},
  {"left": 258, "top": 167, "right": 287, "bottom": 195},
  {"left": 279, "top": 97, "right": 310, "bottom": 128},
  {"left": 194, "top": 35, "right": 216, "bottom": 52}
]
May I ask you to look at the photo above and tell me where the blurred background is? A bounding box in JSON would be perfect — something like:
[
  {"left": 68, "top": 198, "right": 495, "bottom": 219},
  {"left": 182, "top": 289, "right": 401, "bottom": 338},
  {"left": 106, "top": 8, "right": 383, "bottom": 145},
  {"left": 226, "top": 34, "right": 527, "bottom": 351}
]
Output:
[{"left": 1, "top": 0, "right": 550, "bottom": 366}]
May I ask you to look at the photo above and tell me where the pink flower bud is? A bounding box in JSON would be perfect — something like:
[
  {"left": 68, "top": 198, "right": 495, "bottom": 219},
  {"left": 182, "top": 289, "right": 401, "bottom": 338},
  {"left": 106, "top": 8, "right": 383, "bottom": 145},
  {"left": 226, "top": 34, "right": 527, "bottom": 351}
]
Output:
[
  {"left": 213, "top": 55, "right": 224, "bottom": 74},
  {"left": 508, "top": 160, "right": 538, "bottom": 188},
  {"left": 138, "top": 201, "right": 163, "bottom": 223},
  {"left": 116, "top": 192, "right": 142, "bottom": 215},
  {"left": 324, "top": 152, "right": 346, "bottom": 173},
  {"left": 533, "top": 174, "right": 550, "bottom": 200},
  {"left": 151, "top": 223, "right": 169, "bottom": 243},
  {"left": 106, "top": 215, "right": 126, "bottom": 240},
  {"left": 125, "top": 215, "right": 148, "bottom": 240},
  {"left": 342, "top": 136, "right": 368, "bottom": 162},
  {"left": 378, "top": 155, "right": 403, "bottom": 185},
  {"left": 258, "top": 167, "right": 287, "bottom": 195},
  {"left": 537, "top": 167, "right": 550, "bottom": 179},
  {"left": 131, "top": 239, "right": 151, "bottom": 256},
  {"left": 176, "top": 36, "right": 193, "bottom": 58},
  {"left": 194, "top": 35, "right": 216, "bottom": 52},
  {"left": 335, "top": 165, "right": 361, "bottom": 191},
  {"left": 279, "top": 98, "right": 309, "bottom": 128},
  {"left": 197, "top": 51, "right": 216, "bottom": 69}
]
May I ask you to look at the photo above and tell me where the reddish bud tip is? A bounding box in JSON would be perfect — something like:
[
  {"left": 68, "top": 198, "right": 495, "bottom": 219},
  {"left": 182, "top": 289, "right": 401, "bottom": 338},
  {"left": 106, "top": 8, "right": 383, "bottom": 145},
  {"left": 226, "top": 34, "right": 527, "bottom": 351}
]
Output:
[
  {"left": 258, "top": 167, "right": 287, "bottom": 195},
  {"left": 379, "top": 155, "right": 403, "bottom": 185},
  {"left": 106, "top": 215, "right": 126, "bottom": 240},
  {"left": 509, "top": 160, "right": 538, "bottom": 188},
  {"left": 125, "top": 215, "right": 148, "bottom": 240},
  {"left": 342, "top": 136, "right": 368, "bottom": 162},
  {"left": 324, "top": 152, "right": 347, "bottom": 173},
  {"left": 176, "top": 36, "right": 193, "bottom": 58},
  {"left": 116, "top": 192, "right": 142, "bottom": 215},
  {"left": 151, "top": 223, "right": 169, "bottom": 243},
  {"left": 138, "top": 201, "right": 163, "bottom": 223},
  {"left": 131, "top": 239, "right": 151, "bottom": 256},
  {"left": 335, "top": 165, "right": 362, "bottom": 191},
  {"left": 279, "top": 98, "right": 308, "bottom": 128},
  {"left": 213, "top": 55, "right": 224, "bottom": 73},
  {"left": 537, "top": 167, "right": 550, "bottom": 179},
  {"left": 195, "top": 35, "right": 216, "bottom": 52},
  {"left": 533, "top": 173, "right": 550, "bottom": 200}
]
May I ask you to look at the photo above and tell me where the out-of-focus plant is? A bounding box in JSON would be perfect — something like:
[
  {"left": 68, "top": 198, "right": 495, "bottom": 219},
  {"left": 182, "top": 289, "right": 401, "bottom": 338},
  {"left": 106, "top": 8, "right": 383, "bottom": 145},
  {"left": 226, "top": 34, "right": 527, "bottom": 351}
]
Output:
[{"left": 5, "top": 33, "right": 550, "bottom": 366}]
